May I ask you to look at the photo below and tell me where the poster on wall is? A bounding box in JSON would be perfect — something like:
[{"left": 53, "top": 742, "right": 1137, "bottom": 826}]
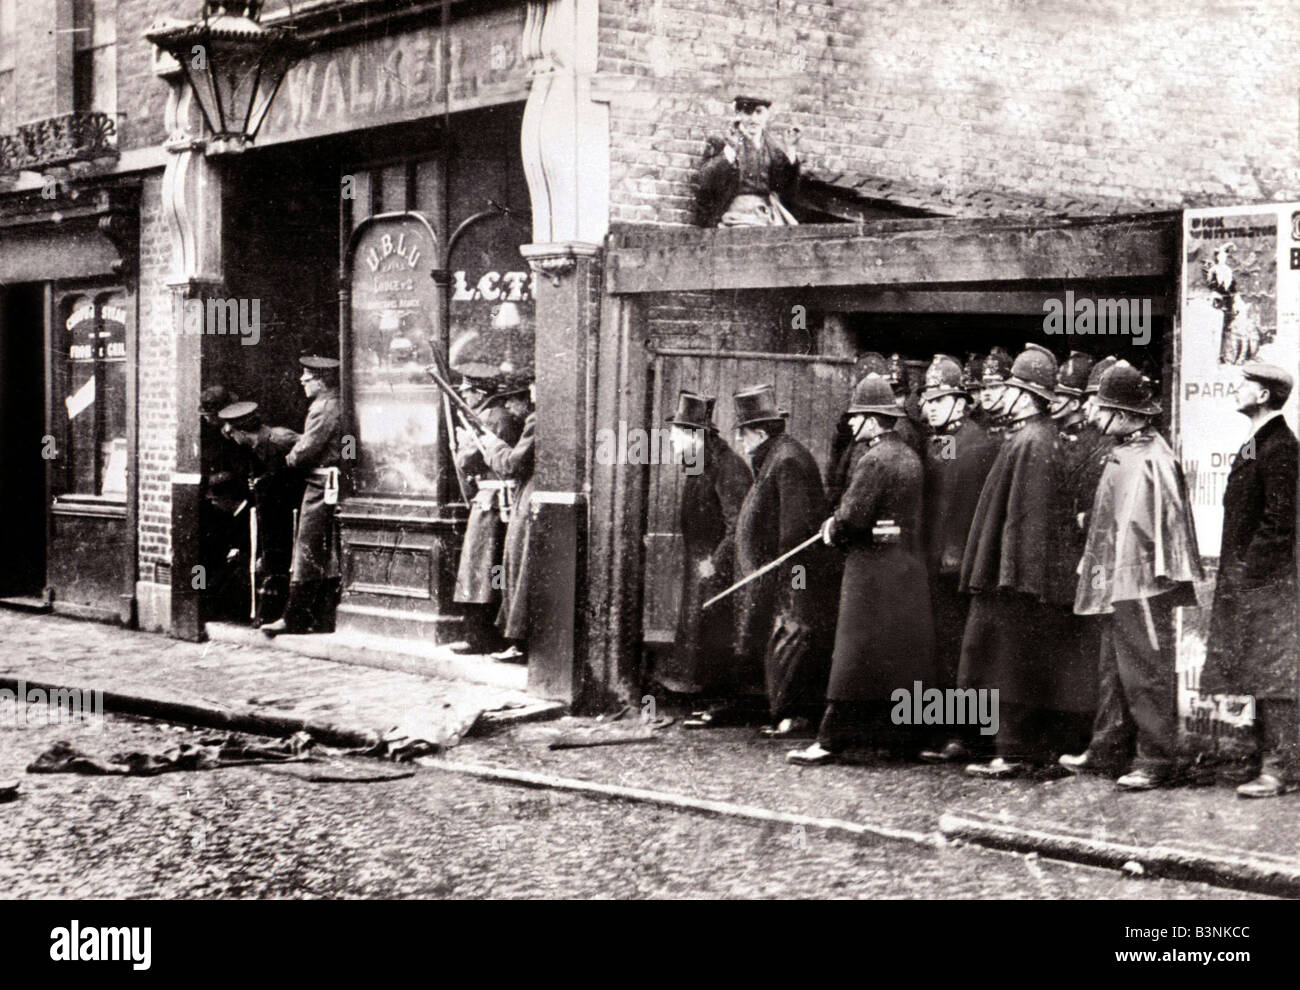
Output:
[{"left": 1176, "top": 202, "right": 1300, "bottom": 756}]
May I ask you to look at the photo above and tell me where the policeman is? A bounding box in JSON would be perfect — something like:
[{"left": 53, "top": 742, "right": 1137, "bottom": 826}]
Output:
[
  {"left": 218, "top": 401, "right": 302, "bottom": 626},
  {"left": 452, "top": 372, "right": 524, "bottom": 654},
  {"left": 261, "top": 355, "right": 343, "bottom": 637},
  {"left": 978, "top": 346, "right": 1014, "bottom": 443}
]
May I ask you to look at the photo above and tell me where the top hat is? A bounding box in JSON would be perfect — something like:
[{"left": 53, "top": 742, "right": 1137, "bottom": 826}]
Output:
[
  {"left": 217, "top": 400, "right": 261, "bottom": 431},
  {"left": 848, "top": 373, "right": 905, "bottom": 417},
  {"left": 666, "top": 390, "right": 717, "bottom": 431},
  {"left": 920, "top": 354, "right": 966, "bottom": 403},
  {"left": 1241, "top": 362, "right": 1294, "bottom": 405},
  {"left": 1094, "top": 360, "right": 1161, "bottom": 416},
  {"left": 1056, "top": 351, "right": 1095, "bottom": 398},
  {"left": 982, "top": 346, "right": 1013, "bottom": 384},
  {"left": 1084, "top": 355, "right": 1119, "bottom": 396},
  {"left": 733, "top": 384, "right": 788, "bottom": 428},
  {"left": 1005, "top": 343, "right": 1057, "bottom": 402},
  {"left": 733, "top": 95, "right": 772, "bottom": 113}
]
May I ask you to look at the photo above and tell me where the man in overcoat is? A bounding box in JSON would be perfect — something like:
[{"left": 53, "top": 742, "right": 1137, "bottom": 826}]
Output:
[
  {"left": 732, "top": 384, "right": 834, "bottom": 735},
  {"left": 453, "top": 374, "right": 524, "bottom": 653},
  {"left": 959, "top": 344, "right": 1086, "bottom": 778},
  {"left": 656, "top": 392, "right": 755, "bottom": 726},
  {"left": 1200, "top": 362, "right": 1300, "bottom": 798},
  {"left": 787, "top": 374, "right": 935, "bottom": 765},
  {"left": 261, "top": 355, "right": 343, "bottom": 637},
  {"left": 694, "top": 96, "right": 800, "bottom": 227},
  {"left": 1062, "top": 361, "right": 1203, "bottom": 789},
  {"left": 916, "top": 355, "right": 999, "bottom": 763}
]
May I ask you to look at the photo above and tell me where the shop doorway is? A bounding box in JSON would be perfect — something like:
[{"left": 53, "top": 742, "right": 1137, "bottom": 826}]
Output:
[{"left": 0, "top": 284, "right": 49, "bottom": 600}]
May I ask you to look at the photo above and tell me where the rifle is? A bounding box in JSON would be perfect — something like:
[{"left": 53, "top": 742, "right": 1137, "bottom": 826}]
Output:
[
  {"left": 425, "top": 360, "right": 491, "bottom": 436},
  {"left": 248, "top": 498, "right": 258, "bottom": 621}
]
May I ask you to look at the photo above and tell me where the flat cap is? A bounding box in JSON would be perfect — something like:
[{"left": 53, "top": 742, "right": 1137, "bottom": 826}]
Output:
[
  {"left": 1241, "top": 362, "right": 1294, "bottom": 403},
  {"left": 733, "top": 95, "right": 772, "bottom": 112}
]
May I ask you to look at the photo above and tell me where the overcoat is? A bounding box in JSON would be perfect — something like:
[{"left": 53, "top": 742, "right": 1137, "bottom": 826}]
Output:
[
  {"left": 454, "top": 404, "right": 523, "bottom": 605},
  {"left": 658, "top": 432, "right": 753, "bottom": 693},
  {"left": 484, "top": 412, "right": 536, "bottom": 641},
  {"left": 693, "top": 133, "right": 799, "bottom": 227},
  {"left": 1201, "top": 415, "right": 1300, "bottom": 700},
  {"left": 285, "top": 388, "right": 342, "bottom": 582},
  {"left": 734, "top": 431, "right": 835, "bottom": 713},
  {"left": 825, "top": 432, "right": 936, "bottom": 701},
  {"left": 923, "top": 417, "right": 998, "bottom": 577}
]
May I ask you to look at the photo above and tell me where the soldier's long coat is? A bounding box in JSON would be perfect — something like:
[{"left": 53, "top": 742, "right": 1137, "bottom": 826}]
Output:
[
  {"left": 454, "top": 404, "right": 523, "bottom": 605},
  {"left": 958, "top": 415, "right": 1090, "bottom": 711},
  {"left": 484, "top": 412, "right": 535, "bottom": 641},
  {"left": 734, "top": 431, "right": 835, "bottom": 715},
  {"left": 285, "top": 388, "right": 342, "bottom": 582},
  {"left": 825, "top": 432, "right": 935, "bottom": 701},
  {"left": 658, "top": 431, "right": 753, "bottom": 694},
  {"left": 1201, "top": 415, "right": 1300, "bottom": 701}
]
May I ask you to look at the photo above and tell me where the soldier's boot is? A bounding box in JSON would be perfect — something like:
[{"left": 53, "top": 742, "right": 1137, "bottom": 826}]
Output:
[
  {"left": 260, "top": 581, "right": 315, "bottom": 637},
  {"left": 311, "top": 578, "right": 342, "bottom": 633}
]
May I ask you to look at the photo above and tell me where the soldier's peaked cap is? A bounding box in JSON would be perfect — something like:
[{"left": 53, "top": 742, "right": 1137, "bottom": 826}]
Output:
[
  {"left": 848, "top": 373, "right": 904, "bottom": 417},
  {"left": 1005, "top": 343, "right": 1057, "bottom": 402},
  {"left": 1241, "top": 362, "right": 1294, "bottom": 404},
  {"left": 217, "top": 400, "right": 260, "bottom": 430},
  {"left": 921, "top": 354, "right": 966, "bottom": 402},
  {"left": 300, "top": 355, "right": 340, "bottom": 370},
  {"left": 733, "top": 95, "right": 772, "bottom": 112}
]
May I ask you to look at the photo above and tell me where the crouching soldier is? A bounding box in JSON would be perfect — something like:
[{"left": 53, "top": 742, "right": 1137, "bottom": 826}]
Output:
[
  {"left": 1199, "top": 362, "right": 1299, "bottom": 798},
  {"left": 653, "top": 392, "right": 755, "bottom": 727},
  {"left": 787, "top": 374, "right": 935, "bottom": 765},
  {"left": 732, "top": 384, "right": 835, "bottom": 737},
  {"left": 261, "top": 355, "right": 343, "bottom": 637},
  {"left": 1062, "top": 361, "right": 1203, "bottom": 790},
  {"left": 217, "top": 401, "right": 302, "bottom": 625}
]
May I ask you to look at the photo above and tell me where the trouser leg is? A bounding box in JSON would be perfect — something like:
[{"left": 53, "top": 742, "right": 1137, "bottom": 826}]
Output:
[
  {"left": 1257, "top": 699, "right": 1300, "bottom": 782},
  {"left": 1111, "top": 596, "right": 1178, "bottom": 773},
  {"left": 1085, "top": 614, "right": 1134, "bottom": 761}
]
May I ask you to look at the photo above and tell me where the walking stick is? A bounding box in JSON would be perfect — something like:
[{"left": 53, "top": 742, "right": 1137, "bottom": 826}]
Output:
[{"left": 702, "top": 531, "right": 823, "bottom": 610}]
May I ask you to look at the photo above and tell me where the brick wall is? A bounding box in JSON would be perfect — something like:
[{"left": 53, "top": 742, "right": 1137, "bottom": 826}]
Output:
[
  {"left": 600, "top": 0, "right": 1300, "bottom": 225},
  {"left": 136, "top": 170, "right": 173, "bottom": 573},
  {"left": 118, "top": 0, "right": 178, "bottom": 151}
]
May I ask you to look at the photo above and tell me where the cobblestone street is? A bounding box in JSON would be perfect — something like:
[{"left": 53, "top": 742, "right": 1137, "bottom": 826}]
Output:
[{"left": 0, "top": 709, "right": 1263, "bottom": 899}]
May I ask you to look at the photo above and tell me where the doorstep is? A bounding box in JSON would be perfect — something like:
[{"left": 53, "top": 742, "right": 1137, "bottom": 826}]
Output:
[{"left": 204, "top": 621, "right": 530, "bottom": 693}]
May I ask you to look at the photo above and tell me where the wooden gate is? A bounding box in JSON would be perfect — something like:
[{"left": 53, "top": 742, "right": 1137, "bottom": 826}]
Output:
[{"left": 641, "top": 347, "right": 858, "bottom": 644}]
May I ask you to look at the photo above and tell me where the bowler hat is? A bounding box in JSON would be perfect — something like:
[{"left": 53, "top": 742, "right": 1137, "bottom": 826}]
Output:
[
  {"left": 666, "top": 390, "right": 717, "bottom": 431},
  {"left": 1005, "top": 343, "right": 1057, "bottom": 402},
  {"left": 1241, "top": 362, "right": 1294, "bottom": 405},
  {"left": 920, "top": 354, "right": 966, "bottom": 402},
  {"left": 1084, "top": 355, "right": 1119, "bottom": 396},
  {"left": 1056, "top": 351, "right": 1095, "bottom": 398},
  {"left": 218, "top": 400, "right": 261, "bottom": 431},
  {"left": 848, "top": 373, "right": 903, "bottom": 417},
  {"left": 1094, "top": 360, "right": 1161, "bottom": 416},
  {"left": 733, "top": 384, "right": 788, "bottom": 428},
  {"left": 982, "top": 347, "right": 1013, "bottom": 384}
]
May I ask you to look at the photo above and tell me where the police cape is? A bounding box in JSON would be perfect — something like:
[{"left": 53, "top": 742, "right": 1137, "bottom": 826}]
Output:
[{"left": 1072, "top": 431, "right": 1202, "bottom": 616}]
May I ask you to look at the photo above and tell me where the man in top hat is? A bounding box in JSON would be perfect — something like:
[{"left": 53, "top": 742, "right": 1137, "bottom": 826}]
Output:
[
  {"left": 731, "top": 384, "right": 835, "bottom": 735},
  {"left": 788, "top": 374, "right": 935, "bottom": 765},
  {"left": 261, "top": 354, "right": 343, "bottom": 637},
  {"left": 978, "top": 346, "right": 1015, "bottom": 443},
  {"left": 452, "top": 372, "right": 525, "bottom": 654},
  {"left": 1200, "top": 361, "right": 1299, "bottom": 797},
  {"left": 199, "top": 384, "right": 251, "bottom": 620},
  {"left": 916, "top": 355, "right": 1000, "bottom": 763},
  {"left": 219, "top": 400, "right": 303, "bottom": 625},
  {"left": 471, "top": 376, "right": 536, "bottom": 662},
  {"left": 1063, "top": 361, "right": 1203, "bottom": 790},
  {"left": 655, "top": 392, "right": 755, "bottom": 726},
  {"left": 694, "top": 95, "right": 801, "bottom": 228},
  {"left": 959, "top": 343, "right": 1088, "bottom": 778}
]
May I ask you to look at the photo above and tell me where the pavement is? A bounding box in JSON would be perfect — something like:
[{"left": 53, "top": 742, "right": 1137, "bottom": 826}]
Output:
[{"left": 1, "top": 608, "right": 1297, "bottom": 897}]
